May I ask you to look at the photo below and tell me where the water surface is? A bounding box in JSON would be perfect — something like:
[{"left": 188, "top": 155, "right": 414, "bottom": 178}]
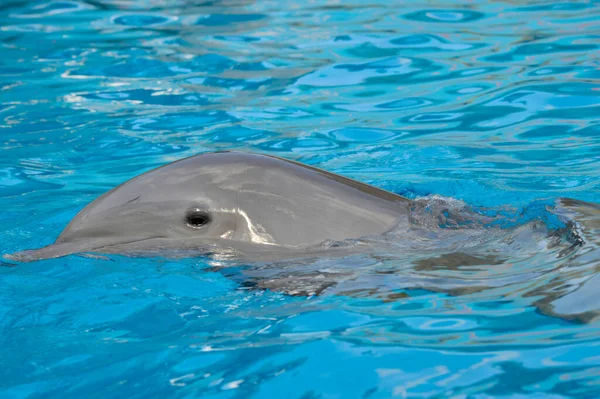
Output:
[{"left": 2, "top": 0, "right": 600, "bottom": 398}]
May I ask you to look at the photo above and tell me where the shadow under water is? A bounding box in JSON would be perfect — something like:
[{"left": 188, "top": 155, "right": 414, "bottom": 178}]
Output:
[{"left": 209, "top": 196, "right": 599, "bottom": 323}]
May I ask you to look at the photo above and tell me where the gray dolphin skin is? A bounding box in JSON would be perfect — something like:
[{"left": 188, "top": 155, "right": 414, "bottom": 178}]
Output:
[
  {"left": 7, "top": 151, "right": 600, "bottom": 322},
  {"left": 6, "top": 151, "right": 411, "bottom": 262}
]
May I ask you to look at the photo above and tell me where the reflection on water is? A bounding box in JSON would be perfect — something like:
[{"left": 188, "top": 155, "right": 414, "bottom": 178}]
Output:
[{"left": 1, "top": 0, "right": 600, "bottom": 397}]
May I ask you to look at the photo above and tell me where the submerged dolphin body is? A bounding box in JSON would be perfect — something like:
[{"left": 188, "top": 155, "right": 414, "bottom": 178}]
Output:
[
  {"left": 7, "top": 151, "right": 600, "bottom": 321},
  {"left": 6, "top": 151, "right": 411, "bottom": 262}
]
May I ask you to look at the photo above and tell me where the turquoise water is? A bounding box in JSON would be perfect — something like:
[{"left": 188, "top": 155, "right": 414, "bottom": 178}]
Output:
[{"left": 2, "top": 0, "right": 600, "bottom": 397}]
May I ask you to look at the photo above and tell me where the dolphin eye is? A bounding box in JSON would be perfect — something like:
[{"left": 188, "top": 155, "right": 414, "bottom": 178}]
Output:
[{"left": 185, "top": 208, "right": 211, "bottom": 229}]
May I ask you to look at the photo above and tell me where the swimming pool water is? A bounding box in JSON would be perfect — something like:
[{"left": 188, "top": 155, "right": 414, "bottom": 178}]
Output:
[{"left": 1, "top": 0, "right": 600, "bottom": 398}]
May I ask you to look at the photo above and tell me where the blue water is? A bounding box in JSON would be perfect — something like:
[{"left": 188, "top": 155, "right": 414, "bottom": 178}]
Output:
[{"left": 2, "top": 0, "right": 600, "bottom": 397}]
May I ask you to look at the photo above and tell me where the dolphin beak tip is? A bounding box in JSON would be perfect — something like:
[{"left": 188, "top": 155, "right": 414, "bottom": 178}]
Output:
[
  {"left": 2, "top": 242, "right": 77, "bottom": 263},
  {"left": 3, "top": 251, "right": 34, "bottom": 263}
]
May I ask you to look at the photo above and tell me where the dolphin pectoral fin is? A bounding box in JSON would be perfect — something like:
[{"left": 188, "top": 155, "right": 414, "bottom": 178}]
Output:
[{"left": 3, "top": 242, "right": 83, "bottom": 263}]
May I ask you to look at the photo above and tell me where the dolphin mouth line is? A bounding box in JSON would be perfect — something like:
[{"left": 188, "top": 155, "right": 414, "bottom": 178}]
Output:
[
  {"left": 4, "top": 236, "right": 173, "bottom": 263},
  {"left": 85, "top": 235, "right": 171, "bottom": 253}
]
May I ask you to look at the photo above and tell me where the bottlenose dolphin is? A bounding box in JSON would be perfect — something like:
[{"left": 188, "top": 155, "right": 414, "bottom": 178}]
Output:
[
  {"left": 6, "top": 151, "right": 600, "bottom": 322},
  {"left": 5, "top": 151, "right": 411, "bottom": 262}
]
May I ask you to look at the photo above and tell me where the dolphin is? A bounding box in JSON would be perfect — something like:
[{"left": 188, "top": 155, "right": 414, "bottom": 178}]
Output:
[
  {"left": 7, "top": 151, "right": 600, "bottom": 322},
  {"left": 5, "top": 151, "right": 411, "bottom": 262}
]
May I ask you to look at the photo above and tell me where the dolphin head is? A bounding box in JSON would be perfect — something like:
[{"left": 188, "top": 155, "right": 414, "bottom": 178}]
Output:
[
  {"left": 6, "top": 153, "right": 243, "bottom": 261},
  {"left": 5, "top": 152, "right": 408, "bottom": 262}
]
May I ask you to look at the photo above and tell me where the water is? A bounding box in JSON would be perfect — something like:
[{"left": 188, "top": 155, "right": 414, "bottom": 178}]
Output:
[{"left": 1, "top": 0, "right": 600, "bottom": 397}]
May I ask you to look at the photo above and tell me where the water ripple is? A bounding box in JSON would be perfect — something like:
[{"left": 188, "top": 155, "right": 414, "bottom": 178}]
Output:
[{"left": 1, "top": 0, "right": 600, "bottom": 398}]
